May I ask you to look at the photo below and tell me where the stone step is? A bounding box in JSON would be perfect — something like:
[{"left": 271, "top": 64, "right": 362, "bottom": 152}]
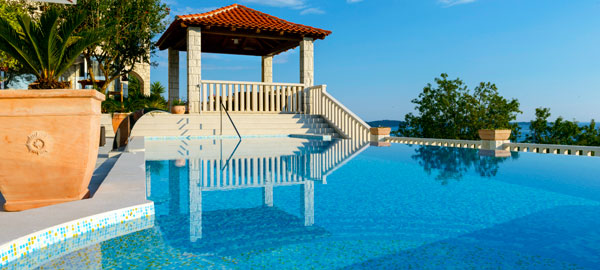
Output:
[
  {"left": 134, "top": 116, "right": 326, "bottom": 124},
  {"left": 133, "top": 128, "right": 337, "bottom": 137},
  {"left": 132, "top": 122, "right": 331, "bottom": 130}
]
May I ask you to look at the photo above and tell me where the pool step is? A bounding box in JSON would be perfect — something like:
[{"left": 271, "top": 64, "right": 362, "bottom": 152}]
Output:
[{"left": 131, "top": 113, "right": 341, "bottom": 138}]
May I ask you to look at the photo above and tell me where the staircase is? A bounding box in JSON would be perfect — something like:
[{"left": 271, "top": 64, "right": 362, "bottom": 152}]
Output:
[{"left": 130, "top": 112, "right": 340, "bottom": 138}]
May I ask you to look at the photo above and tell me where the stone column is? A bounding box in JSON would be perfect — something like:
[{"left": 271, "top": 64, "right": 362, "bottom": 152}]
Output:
[
  {"left": 168, "top": 48, "right": 180, "bottom": 108},
  {"left": 263, "top": 174, "right": 274, "bottom": 207},
  {"left": 262, "top": 55, "right": 273, "bottom": 83},
  {"left": 300, "top": 38, "right": 314, "bottom": 114},
  {"left": 302, "top": 181, "right": 314, "bottom": 226},
  {"left": 187, "top": 27, "right": 202, "bottom": 114},
  {"left": 300, "top": 38, "right": 314, "bottom": 86},
  {"left": 189, "top": 158, "right": 202, "bottom": 242}
]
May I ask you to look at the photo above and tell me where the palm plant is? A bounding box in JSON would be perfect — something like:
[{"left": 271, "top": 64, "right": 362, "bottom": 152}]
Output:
[{"left": 0, "top": 7, "right": 101, "bottom": 89}]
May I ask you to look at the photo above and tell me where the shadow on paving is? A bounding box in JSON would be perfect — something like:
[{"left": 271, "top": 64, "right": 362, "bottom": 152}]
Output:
[{"left": 339, "top": 205, "right": 600, "bottom": 270}]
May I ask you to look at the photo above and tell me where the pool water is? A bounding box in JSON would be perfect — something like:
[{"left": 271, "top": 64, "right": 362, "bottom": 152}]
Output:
[{"left": 39, "top": 138, "right": 600, "bottom": 269}]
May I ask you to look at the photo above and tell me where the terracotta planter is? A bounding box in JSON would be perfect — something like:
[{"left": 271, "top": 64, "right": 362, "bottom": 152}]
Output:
[
  {"left": 370, "top": 127, "right": 391, "bottom": 136},
  {"left": 0, "top": 90, "right": 105, "bottom": 211},
  {"left": 171, "top": 105, "right": 186, "bottom": 115},
  {"left": 112, "top": 112, "right": 129, "bottom": 133},
  {"left": 478, "top": 129, "right": 511, "bottom": 141},
  {"left": 112, "top": 112, "right": 130, "bottom": 147}
]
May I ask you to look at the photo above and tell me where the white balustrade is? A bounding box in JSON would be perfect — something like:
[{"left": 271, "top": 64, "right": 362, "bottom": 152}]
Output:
[
  {"left": 502, "top": 143, "right": 599, "bottom": 157},
  {"left": 307, "top": 85, "right": 371, "bottom": 141},
  {"left": 385, "top": 137, "right": 599, "bottom": 157},
  {"left": 198, "top": 80, "right": 306, "bottom": 113},
  {"left": 386, "top": 136, "right": 482, "bottom": 149}
]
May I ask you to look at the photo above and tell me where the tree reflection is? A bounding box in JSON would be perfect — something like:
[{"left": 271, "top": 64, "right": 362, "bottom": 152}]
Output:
[{"left": 411, "top": 146, "right": 519, "bottom": 185}]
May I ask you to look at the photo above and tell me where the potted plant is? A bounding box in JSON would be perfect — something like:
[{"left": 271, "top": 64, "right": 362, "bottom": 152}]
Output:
[
  {"left": 370, "top": 126, "right": 391, "bottom": 136},
  {"left": 0, "top": 8, "right": 104, "bottom": 211},
  {"left": 171, "top": 99, "right": 187, "bottom": 114},
  {"left": 478, "top": 129, "right": 512, "bottom": 141}
]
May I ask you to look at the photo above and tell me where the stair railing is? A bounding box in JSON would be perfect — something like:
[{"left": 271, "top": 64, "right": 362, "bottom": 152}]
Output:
[{"left": 220, "top": 101, "right": 241, "bottom": 140}]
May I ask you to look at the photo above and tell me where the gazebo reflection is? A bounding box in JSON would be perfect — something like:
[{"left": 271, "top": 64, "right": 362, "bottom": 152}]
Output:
[{"left": 146, "top": 137, "right": 368, "bottom": 252}]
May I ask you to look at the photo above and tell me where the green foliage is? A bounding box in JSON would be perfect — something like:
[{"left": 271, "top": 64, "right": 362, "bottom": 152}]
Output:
[
  {"left": 150, "top": 81, "right": 165, "bottom": 98},
  {"left": 525, "top": 107, "right": 600, "bottom": 146},
  {"left": 171, "top": 98, "right": 187, "bottom": 106},
  {"left": 0, "top": 6, "right": 102, "bottom": 89},
  {"left": 101, "top": 77, "right": 168, "bottom": 113},
  {"left": 68, "top": 0, "right": 169, "bottom": 94},
  {"left": 0, "top": 0, "right": 37, "bottom": 87},
  {"left": 396, "top": 73, "right": 521, "bottom": 141}
]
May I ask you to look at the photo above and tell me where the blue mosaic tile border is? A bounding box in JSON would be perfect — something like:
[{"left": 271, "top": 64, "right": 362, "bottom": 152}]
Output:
[{"left": 0, "top": 203, "right": 154, "bottom": 269}]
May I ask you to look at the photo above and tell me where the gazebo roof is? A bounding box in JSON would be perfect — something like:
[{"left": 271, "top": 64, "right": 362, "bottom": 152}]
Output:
[{"left": 156, "top": 4, "right": 332, "bottom": 56}]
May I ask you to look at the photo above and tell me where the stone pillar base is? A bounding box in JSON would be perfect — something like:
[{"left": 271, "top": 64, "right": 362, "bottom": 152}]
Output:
[{"left": 481, "top": 139, "right": 509, "bottom": 151}]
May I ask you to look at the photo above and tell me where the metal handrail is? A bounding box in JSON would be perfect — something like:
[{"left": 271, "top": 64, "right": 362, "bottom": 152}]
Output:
[
  {"left": 220, "top": 101, "right": 242, "bottom": 171},
  {"left": 220, "top": 101, "right": 241, "bottom": 139}
]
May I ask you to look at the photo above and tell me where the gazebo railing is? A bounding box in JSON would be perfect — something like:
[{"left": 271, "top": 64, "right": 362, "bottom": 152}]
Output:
[{"left": 198, "top": 80, "right": 306, "bottom": 113}]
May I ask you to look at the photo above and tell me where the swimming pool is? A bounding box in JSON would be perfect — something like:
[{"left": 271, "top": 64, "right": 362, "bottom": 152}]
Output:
[{"left": 27, "top": 138, "right": 600, "bottom": 268}]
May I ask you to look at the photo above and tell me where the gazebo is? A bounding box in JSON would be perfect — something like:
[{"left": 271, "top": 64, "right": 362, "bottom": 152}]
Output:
[{"left": 156, "top": 4, "right": 331, "bottom": 114}]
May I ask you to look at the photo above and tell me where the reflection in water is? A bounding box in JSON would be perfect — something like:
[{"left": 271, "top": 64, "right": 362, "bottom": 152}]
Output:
[
  {"left": 145, "top": 138, "right": 369, "bottom": 255},
  {"left": 411, "top": 146, "right": 519, "bottom": 184}
]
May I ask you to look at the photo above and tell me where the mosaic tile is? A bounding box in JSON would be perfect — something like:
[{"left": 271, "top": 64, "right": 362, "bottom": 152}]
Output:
[{"left": 0, "top": 203, "right": 154, "bottom": 270}]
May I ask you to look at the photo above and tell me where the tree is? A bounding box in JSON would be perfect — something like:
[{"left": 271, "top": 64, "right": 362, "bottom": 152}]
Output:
[
  {"left": 396, "top": 73, "right": 521, "bottom": 141},
  {"left": 0, "top": 6, "right": 102, "bottom": 89},
  {"left": 525, "top": 107, "right": 600, "bottom": 146},
  {"left": 0, "top": 0, "right": 37, "bottom": 88},
  {"left": 68, "top": 0, "right": 169, "bottom": 94}
]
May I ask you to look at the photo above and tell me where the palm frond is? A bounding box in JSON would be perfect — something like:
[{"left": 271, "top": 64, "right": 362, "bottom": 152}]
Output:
[{"left": 0, "top": 16, "right": 40, "bottom": 77}]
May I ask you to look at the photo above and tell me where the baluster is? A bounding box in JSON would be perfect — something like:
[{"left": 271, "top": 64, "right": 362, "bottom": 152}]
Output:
[
  {"left": 201, "top": 83, "right": 206, "bottom": 112},
  {"left": 291, "top": 86, "right": 296, "bottom": 112},
  {"left": 269, "top": 85, "right": 275, "bottom": 112},
  {"left": 259, "top": 84, "right": 264, "bottom": 112},
  {"left": 252, "top": 83, "right": 257, "bottom": 112},
  {"left": 240, "top": 84, "right": 245, "bottom": 111},
  {"left": 245, "top": 84, "right": 251, "bottom": 112},
  {"left": 215, "top": 84, "right": 221, "bottom": 111},
  {"left": 279, "top": 86, "right": 285, "bottom": 112},
  {"left": 208, "top": 83, "right": 214, "bottom": 112},
  {"left": 286, "top": 86, "right": 292, "bottom": 112},
  {"left": 233, "top": 84, "right": 238, "bottom": 112},
  {"left": 274, "top": 85, "right": 280, "bottom": 112},
  {"left": 227, "top": 84, "right": 232, "bottom": 111}
]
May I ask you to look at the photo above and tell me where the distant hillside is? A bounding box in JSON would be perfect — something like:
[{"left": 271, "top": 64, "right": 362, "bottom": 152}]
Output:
[{"left": 368, "top": 120, "right": 403, "bottom": 130}]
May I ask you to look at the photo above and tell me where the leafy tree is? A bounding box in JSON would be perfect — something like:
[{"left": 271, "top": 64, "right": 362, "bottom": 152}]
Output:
[
  {"left": 397, "top": 74, "right": 521, "bottom": 140},
  {"left": 101, "top": 78, "right": 167, "bottom": 113},
  {"left": 0, "top": 0, "right": 39, "bottom": 88},
  {"left": 525, "top": 107, "right": 600, "bottom": 146},
  {"left": 0, "top": 6, "right": 102, "bottom": 89},
  {"left": 67, "top": 0, "right": 169, "bottom": 94}
]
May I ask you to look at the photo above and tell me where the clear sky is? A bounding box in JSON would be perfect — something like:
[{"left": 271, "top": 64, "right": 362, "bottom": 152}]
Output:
[{"left": 151, "top": 0, "right": 600, "bottom": 122}]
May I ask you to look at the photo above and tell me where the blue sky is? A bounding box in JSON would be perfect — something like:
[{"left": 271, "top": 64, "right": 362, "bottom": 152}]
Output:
[{"left": 152, "top": 0, "right": 600, "bottom": 121}]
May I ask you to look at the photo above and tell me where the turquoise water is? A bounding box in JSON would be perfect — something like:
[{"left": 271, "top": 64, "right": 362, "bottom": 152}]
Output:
[{"left": 39, "top": 138, "right": 600, "bottom": 269}]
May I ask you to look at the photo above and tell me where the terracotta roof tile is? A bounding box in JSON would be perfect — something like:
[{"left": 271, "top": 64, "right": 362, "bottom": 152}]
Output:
[
  {"left": 157, "top": 4, "right": 331, "bottom": 49},
  {"left": 177, "top": 4, "right": 331, "bottom": 38}
]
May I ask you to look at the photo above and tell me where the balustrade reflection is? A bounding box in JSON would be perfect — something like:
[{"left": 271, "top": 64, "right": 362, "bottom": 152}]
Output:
[{"left": 146, "top": 137, "right": 369, "bottom": 245}]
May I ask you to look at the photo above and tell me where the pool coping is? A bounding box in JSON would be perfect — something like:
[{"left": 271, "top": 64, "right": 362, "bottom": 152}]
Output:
[{"left": 0, "top": 136, "right": 153, "bottom": 266}]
